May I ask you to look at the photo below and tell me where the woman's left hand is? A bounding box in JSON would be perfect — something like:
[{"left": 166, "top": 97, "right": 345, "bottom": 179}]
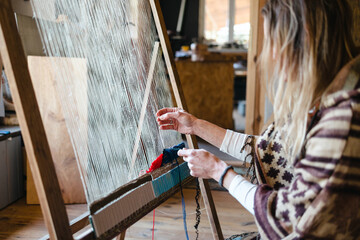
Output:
[{"left": 178, "top": 148, "right": 227, "bottom": 181}]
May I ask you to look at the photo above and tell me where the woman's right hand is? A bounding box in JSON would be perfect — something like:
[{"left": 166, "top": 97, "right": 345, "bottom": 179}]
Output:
[{"left": 156, "top": 107, "right": 198, "bottom": 135}]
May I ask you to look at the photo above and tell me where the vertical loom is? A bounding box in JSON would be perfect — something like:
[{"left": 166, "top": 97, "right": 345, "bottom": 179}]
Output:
[{"left": 0, "top": 0, "right": 224, "bottom": 239}]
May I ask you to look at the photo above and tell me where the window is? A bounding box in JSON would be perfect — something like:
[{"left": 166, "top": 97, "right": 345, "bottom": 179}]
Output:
[{"left": 201, "top": 0, "right": 250, "bottom": 47}]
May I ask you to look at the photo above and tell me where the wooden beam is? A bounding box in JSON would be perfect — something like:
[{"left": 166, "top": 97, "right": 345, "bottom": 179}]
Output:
[
  {"left": 245, "top": 0, "right": 267, "bottom": 135},
  {"left": 116, "top": 230, "right": 126, "bottom": 240},
  {"left": 149, "top": 0, "right": 224, "bottom": 239},
  {"left": 0, "top": 1, "right": 72, "bottom": 239},
  {"left": 76, "top": 176, "right": 194, "bottom": 240},
  {"left": 131, "top": 41, "right": 160, "bottom": 169},
  {"left": 42, "top": 212, "right": 90, "bottom": 240}
]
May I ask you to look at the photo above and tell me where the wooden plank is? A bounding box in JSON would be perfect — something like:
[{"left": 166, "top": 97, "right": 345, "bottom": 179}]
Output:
[
  {"left": 245, "top": 0, "right": 266, "bottom": 135},
  {"left": 10, "top": 0, "right": 33, "bottom": 17},
  {"left": 198, "top": 0, "right": 205, "bottom": 41},
  {"left": 116, "top": 230, "right": 126, "bottom": 240},
  {"left": 78, "top": 176, "right": 194, "bottom": 240},
  {"left": 91, "top": 182, "right": 156, "bottom": 237},
  {"left": 148, "top": 0, "right": 190, "bottom": 122},
  {"left": 69, "top": 212, "right": 90, "bottom": 235},
  {"left": 27, "top": 56, "right": 87, "bottom": 204},
  {"left": 16, "top": 14, "right": 45, "bottom": 56},
  {"left": 0, "top": 1, "right": 72, "bottom": 239},
  {"left": 131, "top": 41, "right": 160, "bottom": 169},
  {"left": 25, "top": 150, "right": 39, "bottom": 204},
  {"left": 74, "top": 228, "right": 94, "bottom": 240},
  {"left": 149, "top": 0, "right": 224, "bottom": 239},
  {"left": 90, "top": 174, "right": 153, "bottom": 214},
  {"left": 42, "top": 212, "right": 90, "bottom": 240}
]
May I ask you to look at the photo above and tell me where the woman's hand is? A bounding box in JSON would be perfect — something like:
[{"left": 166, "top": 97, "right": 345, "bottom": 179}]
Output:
[
  {"left": 156, "top": 108, "right": 198, "bottom": 135},
  {"left": 178, "top": 148, "right": 228, "bottom": 181}
]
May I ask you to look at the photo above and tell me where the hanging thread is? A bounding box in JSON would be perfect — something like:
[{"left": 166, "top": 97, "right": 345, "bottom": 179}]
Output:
[
  {"left": 175, "top": 158, "right": 189, "bottom": 240},
  {"left": 194, "top": 178, "right": 202, "bottom": 240}
]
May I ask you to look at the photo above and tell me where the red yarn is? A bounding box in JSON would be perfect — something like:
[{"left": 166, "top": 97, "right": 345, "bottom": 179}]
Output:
[
  {"left": 152, "top": 209, "right": 156, "bottom": 240},
  {"left": 146, "top": 154, "right": 164, "bottom": 173}
]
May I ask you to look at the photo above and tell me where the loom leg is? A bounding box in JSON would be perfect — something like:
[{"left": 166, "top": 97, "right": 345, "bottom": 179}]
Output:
[
  {"left": 115, "top": 230, "right": 126, "bottom": 240},
  {"left": 149, "top": 0, "right": 224, "bottom": 238},
  {"left": 199, "top": 178, "right": 224, "bottom": 240},
  {"left": 0, "top": 1, "right": 72, "bottom": 239}
]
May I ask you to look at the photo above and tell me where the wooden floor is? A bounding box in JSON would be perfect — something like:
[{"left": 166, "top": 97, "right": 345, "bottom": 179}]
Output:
[{"left": 0, "top": 189, "right": 257, "bottom": 240}]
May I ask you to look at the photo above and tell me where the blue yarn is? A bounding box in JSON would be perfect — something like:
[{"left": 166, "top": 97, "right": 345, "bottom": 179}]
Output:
[
  {"left": 154, "top": 142, "right": 190, "bottom": 239},
  {"left": 175, "top": 157, "right": 190, "bottom": 240},
  {"left": 162, "top": 142, "right": 186, "bottom": 166}
]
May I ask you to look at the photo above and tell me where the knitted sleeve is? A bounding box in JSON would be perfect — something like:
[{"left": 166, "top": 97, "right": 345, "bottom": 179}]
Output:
[
  {"left": 254, "top": 101, "right": 360, "bottom": 239},
  {"left": 220, "top": 130, "right": 257, "bottom": 162}
]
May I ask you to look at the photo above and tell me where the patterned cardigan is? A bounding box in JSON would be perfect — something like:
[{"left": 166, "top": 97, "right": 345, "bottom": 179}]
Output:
[{"left": 253, "top": 56, "right": 360, "bottom": 239}]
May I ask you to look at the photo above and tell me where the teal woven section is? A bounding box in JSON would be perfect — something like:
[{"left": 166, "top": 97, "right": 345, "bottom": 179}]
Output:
[{"left": 152, "top": 162, "right": 190, "bottom": 197}]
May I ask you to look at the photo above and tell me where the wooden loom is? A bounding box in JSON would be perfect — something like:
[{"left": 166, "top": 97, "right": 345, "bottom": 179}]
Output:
[{"left": 0, "top": 0, "right": 224, "bottom": 239}]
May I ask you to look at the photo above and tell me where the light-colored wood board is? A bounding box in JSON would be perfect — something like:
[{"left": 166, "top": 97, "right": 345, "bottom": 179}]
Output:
[
  {"left": 131, "top": 42, "right": 160, "bottom": 169},
  {"left": 245, "top": 0, "right": 266, "bottom": 135},
  {"left": 25, "top": 149, "right": 39, "bottom": 205},
  {"left": 27, "top": 56, "right": 87, "bottom": 204},
  {"left": 0, "top": 189, "right": 257, "bottom": 240},
  {"left": 176, "top": 61, "right": 234, "bottom": 129},
  {"left": 11, "top": 0, "right": 57, "bottom": 21},
  {"left": 92, "top": 182, "right": 155, "bottom": 237},
  {"left": 116, "top": 230, "right": 126, "bottom": 240},
  {"left": 10, "top": 0, "right": 33, "bottom": 17},
  {"left": 0, "top": 1, "right": 72, "bottom": 238},
  {"left": 16, "top": 14, "right": 45, "bottom": 56}
]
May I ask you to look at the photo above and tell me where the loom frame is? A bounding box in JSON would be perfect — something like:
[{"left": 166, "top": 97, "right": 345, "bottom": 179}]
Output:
[{"left": 0, "top": 0, "right": 224, "bottom": 239}]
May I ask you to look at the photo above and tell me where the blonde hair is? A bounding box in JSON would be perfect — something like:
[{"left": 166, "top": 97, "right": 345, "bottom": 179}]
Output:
[{"left": 260, "top": 0, "right": 358, "bottom": 160}]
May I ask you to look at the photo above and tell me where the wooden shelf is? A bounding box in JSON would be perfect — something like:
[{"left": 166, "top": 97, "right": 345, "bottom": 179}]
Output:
[{"left": 0, "top": 125, "right": 21, "bottom": 141}]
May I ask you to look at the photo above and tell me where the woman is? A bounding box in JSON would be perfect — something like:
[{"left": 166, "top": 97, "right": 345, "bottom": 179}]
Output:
[{"left": 157, "top": 0, "right": 360, "bottom": 239}]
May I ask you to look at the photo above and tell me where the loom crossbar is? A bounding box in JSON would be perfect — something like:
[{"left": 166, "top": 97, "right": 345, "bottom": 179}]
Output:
[{"left": 90, "top": 162, "right": 191, "bottom": 238}]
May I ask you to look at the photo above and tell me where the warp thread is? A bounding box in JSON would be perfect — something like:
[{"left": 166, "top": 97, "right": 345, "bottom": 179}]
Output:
[
  {"left": 31, "top": 0, "right": 183, "bottom": 204},
  {"left": 175, "top": 157, "right": 190, "bottom": 240}
]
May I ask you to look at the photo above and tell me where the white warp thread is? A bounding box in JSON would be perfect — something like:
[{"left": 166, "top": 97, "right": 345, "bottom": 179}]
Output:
[{"left": 31, "top": 0, "right": 182, "bottom": 204}]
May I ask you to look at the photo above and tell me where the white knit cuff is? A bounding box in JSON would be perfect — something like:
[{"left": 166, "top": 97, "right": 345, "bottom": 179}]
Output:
[
  {"left": 228, "top": 175, "right": 257, "bottom": 215},
  {"left": 220, "top": 130, "right": 251, "bottom": 161}
]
